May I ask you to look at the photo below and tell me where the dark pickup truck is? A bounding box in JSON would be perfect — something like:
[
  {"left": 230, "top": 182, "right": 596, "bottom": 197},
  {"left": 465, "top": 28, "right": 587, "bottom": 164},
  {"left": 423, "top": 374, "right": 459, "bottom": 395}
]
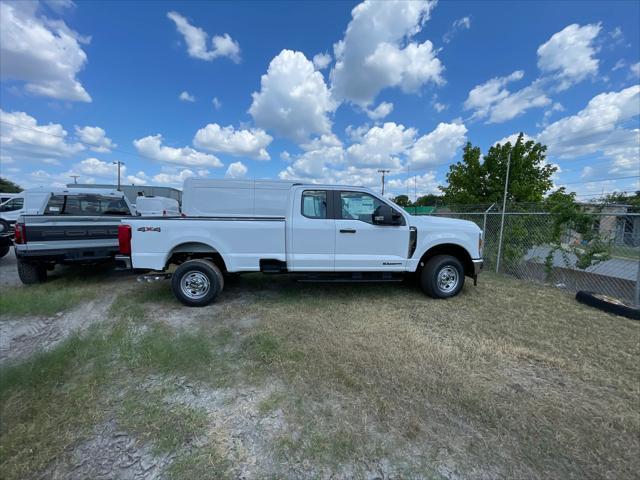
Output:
[{"left": 13, "top": 189, "right": 135, "bottom": 284}]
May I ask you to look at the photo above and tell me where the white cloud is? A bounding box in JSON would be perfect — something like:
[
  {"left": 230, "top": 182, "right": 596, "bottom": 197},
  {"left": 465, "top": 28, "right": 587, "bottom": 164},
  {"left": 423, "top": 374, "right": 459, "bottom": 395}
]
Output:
[
  {"left": 0, "top": 1, "right": 91, "bottom": 102},
  {"left": 386, "top": 171, "right": 439, "bottom": 199},
  {"left": 464, "top": 71, "right": 550, "bottom": 123},
  {"left": 126, "top": 171, "right": 149, "bottom": 186},
  {"left": 279, "top": 134, "right": 346, "bottom": 180},
  {"left": 249, "top": 49, "right": 336, "bottom": 142},
  {"left": 330, "top": 0, "right": 442, "bottom": 107},
  {"left": 581, "top": 166, "right": 594, "bottom": 178},
  {"left": 313, "top": 52, "right": 332, "bottom": 70},
  {"left": 133, "top": 134, "right": 223, "bottom": 168},
  {"left": 167, "top": 11, "right": 240, "bottom": 63},
  {"left": 433, "top": 102, "right": 447, "bottom": 113},
  {"left": 631, "top": 62, "right": 640, "bottom": 76},
  {"left": 365, "top": 101, "right": 394, "bottom": 120},
  {"left": 494, "top": 132, "right": 535, "bottom": 146},
  {"left": 347, "top": 122, "right": 416, "bottom": 168},
  {"left": 408, "top": 122, "right": 467, "bottom": 168},
  {"left": 74, "top": 125, "right": 116, "bottom": 152},
  {"left": 537, "top": 23, "right": 601, "bottom": 91},
  {"left": 152, "top": 169, "right": 199, "bottom": 186},
  {"left": 443, "top": 16, "right": 471, "bottom": 44},
  {"left": 612, "top": 59, "right": 626, "bottom": 72},
  {"left": 75, "top": 157, "right": 118, "bottom": 176},
  {"left": 0, "top": 109, "right": 84, "bottom": 159},
  {"left": 179, "top": 91, "right": 195, "bottom": 102},
  {"left": 212, "top": 97, "right": 221, "bottom": 109},
  {"left": 538, "top": 85, "right": 640, "bottom": 173},
  {"left": 225, "top": 161, "right": 248, "bottom": 178},
  {"left": 193, "top": 123, "right": 272, "bottom": 161}
]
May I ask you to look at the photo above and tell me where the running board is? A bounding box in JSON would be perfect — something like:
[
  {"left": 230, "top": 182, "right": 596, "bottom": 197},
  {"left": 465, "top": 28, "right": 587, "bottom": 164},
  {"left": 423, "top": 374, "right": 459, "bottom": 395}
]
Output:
[{"left": 297, "top": 272, "right": 404, "bottom": 283}]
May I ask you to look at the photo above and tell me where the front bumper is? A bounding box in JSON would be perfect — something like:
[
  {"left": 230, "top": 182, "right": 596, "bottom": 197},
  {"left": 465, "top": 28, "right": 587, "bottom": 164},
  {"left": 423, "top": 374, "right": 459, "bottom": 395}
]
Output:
[{"left": 472, "top": 259, "right": 483, "bottom": 276}]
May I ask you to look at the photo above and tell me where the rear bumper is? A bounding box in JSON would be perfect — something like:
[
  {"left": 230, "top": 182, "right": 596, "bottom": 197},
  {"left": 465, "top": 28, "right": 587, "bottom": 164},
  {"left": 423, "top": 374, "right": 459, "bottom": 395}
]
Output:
[
  {"left": 15, "top": 246, "right": 119, "bottom": 264},
  {"left": 115, "top": 254, "right": 131, "bottom": 269},
  {"left": 472, "top": 259, "right": 483, "bottom": 276}
]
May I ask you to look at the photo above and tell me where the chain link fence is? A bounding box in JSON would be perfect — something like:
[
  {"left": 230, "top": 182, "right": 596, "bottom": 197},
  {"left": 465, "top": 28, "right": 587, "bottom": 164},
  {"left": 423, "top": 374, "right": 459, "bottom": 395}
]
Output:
[{"left": 422, "top": 205, "right": 640, "bottom": 307}]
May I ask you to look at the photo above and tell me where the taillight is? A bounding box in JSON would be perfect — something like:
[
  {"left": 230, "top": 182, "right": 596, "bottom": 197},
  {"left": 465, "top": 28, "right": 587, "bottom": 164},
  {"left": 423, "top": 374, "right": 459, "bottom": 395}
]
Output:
[
  {"left": 14, "top": 222, "right": 26, "bottom": 244},
  {"left": 118, "top": 224, "right": 132, "bottom": 255}
]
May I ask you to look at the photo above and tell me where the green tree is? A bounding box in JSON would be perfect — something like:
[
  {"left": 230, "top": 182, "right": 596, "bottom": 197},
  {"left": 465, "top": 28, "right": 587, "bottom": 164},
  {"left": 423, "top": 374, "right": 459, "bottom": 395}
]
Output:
[
  {"left": 392, "top": 194, "right": 411, "bottom": 207},
  {"left": 414, "top": 194, "right": 442, "bottom": 206},
  {"left": 440, "top": 133, "right": 556, "bottom": 204},
  {"left": 0, "top": 177, "right": 22, "bottom": 193}
]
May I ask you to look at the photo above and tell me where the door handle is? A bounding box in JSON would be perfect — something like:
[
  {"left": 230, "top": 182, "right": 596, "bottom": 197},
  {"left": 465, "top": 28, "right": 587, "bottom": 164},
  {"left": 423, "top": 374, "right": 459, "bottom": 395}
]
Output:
[{"left": 340, "top": 229, "right": 356, "bottom": 233}]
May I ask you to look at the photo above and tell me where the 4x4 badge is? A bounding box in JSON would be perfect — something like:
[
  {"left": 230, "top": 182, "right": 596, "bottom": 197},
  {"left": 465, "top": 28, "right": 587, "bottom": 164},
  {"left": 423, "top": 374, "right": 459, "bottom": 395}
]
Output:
[{"left": 137, "top": 226, "right": 161, "bottom": 232}]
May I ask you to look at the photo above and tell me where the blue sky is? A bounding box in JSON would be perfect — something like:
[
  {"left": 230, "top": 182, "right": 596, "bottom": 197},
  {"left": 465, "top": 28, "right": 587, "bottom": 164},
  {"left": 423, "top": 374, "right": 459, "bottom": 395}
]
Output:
[{"left": 0, "top": 0, "right": 638, "bottom": 200}]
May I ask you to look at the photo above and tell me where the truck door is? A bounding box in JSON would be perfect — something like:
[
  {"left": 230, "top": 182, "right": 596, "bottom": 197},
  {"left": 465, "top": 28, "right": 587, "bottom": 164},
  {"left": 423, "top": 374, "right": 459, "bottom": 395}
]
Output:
[
  {"left": 289, "top": 189, "right": 335, "bottom": 271},
  {"left": 334, "top": 190, "right": 409, "bottom": 271}
]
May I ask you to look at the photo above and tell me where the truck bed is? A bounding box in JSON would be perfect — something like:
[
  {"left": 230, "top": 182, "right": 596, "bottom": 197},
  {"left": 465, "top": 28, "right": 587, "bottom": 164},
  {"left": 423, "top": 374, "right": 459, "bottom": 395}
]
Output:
[{"left": 125, "top": 216, "right": 286, "bottom": 272}]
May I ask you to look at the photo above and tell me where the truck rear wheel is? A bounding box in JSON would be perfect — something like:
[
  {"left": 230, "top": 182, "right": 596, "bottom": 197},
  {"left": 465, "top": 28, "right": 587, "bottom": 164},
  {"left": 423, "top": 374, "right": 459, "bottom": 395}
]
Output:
[
  {"left": 17, "top": 260, "right": 47, "bottom": 285},
  {"left": 420, "top": 255, "right": 464, "bottom": 299},
  {"left": 171, "top": 259, "right": 224, "bottom": 307}
]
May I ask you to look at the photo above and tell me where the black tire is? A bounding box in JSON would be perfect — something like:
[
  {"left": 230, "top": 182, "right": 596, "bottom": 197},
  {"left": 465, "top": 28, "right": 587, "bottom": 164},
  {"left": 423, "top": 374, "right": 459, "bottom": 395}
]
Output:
[
  {"left": 0, "top": 220, "right": 10, "bottom": 235},
  {"left": 0, "top": 245, "right": 9, "bottom": 258},
  {"left": 171, "top": 259, "right": 224, "bottom": 307},
  {"left": 420, "top": 255, "right": 465, "bottom": 299},
  {"left": 17, "top": 260, "right": 47, "bottom": 285},
  {"left": 576, "top": 291, "right": 640, "bottom": 320}
]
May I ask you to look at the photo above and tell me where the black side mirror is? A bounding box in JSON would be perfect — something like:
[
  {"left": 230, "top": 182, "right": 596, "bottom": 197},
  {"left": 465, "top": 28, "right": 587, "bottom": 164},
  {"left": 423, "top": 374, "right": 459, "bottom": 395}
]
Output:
[{"left": 373, "top": 205, "right": 402, "bottom": 225}]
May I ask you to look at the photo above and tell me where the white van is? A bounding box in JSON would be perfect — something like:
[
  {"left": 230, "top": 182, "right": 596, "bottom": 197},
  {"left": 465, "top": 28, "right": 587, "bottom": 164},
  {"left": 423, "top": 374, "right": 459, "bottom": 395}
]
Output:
[
  {"left": 134, "top": 196, "right": 180, "bottom": 217},
  {"left": 181, "top": 178, "right": 297, "bottom": 217}
]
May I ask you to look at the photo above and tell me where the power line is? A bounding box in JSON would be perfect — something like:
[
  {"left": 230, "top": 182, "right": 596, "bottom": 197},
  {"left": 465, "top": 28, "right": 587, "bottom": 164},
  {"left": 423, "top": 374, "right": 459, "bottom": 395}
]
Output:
[{"left": 561, "top": 175, "right": 640, "bottom": 185}]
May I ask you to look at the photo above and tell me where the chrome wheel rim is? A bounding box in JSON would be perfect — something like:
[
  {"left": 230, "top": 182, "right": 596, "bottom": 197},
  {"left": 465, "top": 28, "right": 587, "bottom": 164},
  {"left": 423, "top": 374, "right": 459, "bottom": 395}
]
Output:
[
  {"left": 181, "top": 271, "right": 210, "bottom": 299},
  {"left": 437, "top": 266, "right": 459, "bottom": 293}
]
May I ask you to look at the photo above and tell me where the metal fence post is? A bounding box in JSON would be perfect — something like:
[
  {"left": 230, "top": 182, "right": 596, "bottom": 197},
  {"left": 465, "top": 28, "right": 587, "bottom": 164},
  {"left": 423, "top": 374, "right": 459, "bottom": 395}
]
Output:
[
  {"left": 495, "top": 152, "right": 512, "bottom": 273},
  {"left": 483, "top": 203, "right": 495, "bottom": 235},
  {"left": 634, "top": 257, "right": 640, "bottom": 308}
]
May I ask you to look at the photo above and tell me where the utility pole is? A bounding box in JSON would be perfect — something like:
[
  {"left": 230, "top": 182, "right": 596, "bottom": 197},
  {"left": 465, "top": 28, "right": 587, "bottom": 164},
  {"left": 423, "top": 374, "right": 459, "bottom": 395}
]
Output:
[
  {"left": 377, "top": 169, "right": 390, "bottom": 195},
  {"left": 70, "top": 175, "right": 79, "bottom": 184},
  {"left": 495, "top": 151, "right": 512, "bottom": 273},
  {"left": 112, "top": 161, "right": 124, "bottom": 191}
]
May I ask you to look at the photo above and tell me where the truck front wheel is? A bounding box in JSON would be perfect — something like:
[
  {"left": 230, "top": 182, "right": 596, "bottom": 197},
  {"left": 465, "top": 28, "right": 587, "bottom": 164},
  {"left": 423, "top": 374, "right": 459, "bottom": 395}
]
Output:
[
  {"left": 17, "top": 260, "right": 47, "bottom": 285},
  {"left": 420, "top": 255, "right": 464, "bottom": 299},
  {"left": 171, "top": 259, "right": 224, "bottom": 307}
]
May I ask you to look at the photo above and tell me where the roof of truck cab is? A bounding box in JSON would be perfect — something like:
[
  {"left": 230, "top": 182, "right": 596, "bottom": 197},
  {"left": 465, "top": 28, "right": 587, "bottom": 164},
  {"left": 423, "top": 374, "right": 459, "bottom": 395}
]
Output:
[{"left": 23, "top": 187, "right": 124, "bottom": 196}]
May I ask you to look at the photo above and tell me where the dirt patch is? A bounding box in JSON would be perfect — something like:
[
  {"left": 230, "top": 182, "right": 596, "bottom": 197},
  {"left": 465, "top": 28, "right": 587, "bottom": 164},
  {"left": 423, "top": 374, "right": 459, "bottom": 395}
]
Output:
[
  {"left": 0, "top": 291, "right": 118, "bottom": 364},
  {"left": 159, "top": 376, "right": 286, "bottom": 479},
  {"left": 42, "top": 418, "right": 173, "bottom": 480}
]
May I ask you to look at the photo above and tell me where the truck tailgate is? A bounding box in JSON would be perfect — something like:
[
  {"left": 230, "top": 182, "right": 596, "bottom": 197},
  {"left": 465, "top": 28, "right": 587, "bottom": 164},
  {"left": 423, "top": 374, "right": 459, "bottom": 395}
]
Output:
[{"left": 19, "top": 216, "right": 123, "bottom": 252}]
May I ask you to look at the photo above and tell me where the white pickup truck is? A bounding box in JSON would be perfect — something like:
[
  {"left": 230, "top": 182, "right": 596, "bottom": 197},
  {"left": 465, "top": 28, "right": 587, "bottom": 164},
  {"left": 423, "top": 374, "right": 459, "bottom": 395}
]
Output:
[{"left": 118, "top": 180, "right": 483, "bottom": 306}]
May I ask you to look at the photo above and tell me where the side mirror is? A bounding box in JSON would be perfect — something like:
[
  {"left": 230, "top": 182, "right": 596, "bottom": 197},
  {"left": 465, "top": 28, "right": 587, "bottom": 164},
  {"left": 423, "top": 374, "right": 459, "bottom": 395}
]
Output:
[{"left": 373, "top": 205, "right": 402, "bottom": 225}]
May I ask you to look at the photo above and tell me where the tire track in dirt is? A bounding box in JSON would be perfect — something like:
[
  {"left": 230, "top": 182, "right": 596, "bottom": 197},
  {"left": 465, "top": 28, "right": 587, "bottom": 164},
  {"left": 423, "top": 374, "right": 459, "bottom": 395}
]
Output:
[{"left": 0, "top": 289, "right": 121, "bottom": 365}]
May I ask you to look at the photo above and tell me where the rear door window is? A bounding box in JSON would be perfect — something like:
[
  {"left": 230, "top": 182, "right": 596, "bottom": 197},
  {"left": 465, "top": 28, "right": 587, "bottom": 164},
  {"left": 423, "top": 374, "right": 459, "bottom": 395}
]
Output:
[{"left": 301, "top": 190, "right": 328, "bottom": 219}]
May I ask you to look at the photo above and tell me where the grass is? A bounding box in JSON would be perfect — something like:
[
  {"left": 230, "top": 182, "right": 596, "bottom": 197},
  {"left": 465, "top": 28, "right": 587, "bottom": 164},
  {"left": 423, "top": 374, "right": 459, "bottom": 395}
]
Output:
[
  {"left": 0, "top": 286, "right": 234, "bottom": 480},
  {"left": 1, "top": 271, "right": 638, "bottom": 479},
  {"left": 0, "top": 278, "right": 99, "bottom": 317},
  {"left": 239, "top": 273, "right": 640, "bottom": 478},
  {"left": 118, "top": 391, "right": 208, "bottom": 454}
]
